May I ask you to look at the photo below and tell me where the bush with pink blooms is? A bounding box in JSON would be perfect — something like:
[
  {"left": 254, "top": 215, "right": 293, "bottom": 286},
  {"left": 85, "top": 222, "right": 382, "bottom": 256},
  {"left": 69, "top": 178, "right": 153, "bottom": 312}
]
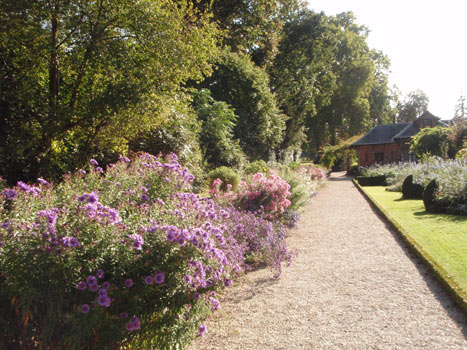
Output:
[{"left": 0, "top": 153, "right": 292, "bottom": 350}]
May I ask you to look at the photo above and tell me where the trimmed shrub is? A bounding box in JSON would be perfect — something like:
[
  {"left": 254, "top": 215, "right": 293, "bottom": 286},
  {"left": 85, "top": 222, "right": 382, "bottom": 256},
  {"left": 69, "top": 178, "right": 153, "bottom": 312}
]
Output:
[
  {"left": 402, "top": 175, "right": 424, "bottom": 199},
  {"left": 207, "top": 166, "right": 240, "bottom": 191},
  {"left": 356, "top": 175, "right": 387, "bottom": 186},
  {"left": 423, "top": 179, "right": 440, "bottom": 212}
]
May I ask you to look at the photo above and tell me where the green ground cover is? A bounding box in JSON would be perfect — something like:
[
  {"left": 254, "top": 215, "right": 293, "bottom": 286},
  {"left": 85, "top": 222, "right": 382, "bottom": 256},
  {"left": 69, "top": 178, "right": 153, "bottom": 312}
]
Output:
[{"left": 359, "top": 185, "right": 467, "bottom": 306}]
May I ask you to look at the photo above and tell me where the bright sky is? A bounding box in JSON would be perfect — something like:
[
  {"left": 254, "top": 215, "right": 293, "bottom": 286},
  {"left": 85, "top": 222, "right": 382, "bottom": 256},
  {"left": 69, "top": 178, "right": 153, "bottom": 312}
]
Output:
[{"left": 307, "top": 0, "right": 467, "bottom": 119}]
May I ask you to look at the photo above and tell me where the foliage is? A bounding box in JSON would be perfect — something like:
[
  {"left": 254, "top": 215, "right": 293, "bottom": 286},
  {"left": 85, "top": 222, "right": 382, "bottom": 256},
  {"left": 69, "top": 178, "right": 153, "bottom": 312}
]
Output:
[
  {"left": 448, "top": 118, "right": 467, "bottom": 153},
  {"left": 198, "top": 49, "right": 286, "bottom": 160},
  {"left": 207, "top": 167, "right": 240, "bottom": 192},
  {"left": 0, "top": 0, "right": 221, "bottom": 184},
  {"left": 270, "top": 10, "right": 337, "bottom": 159},
  {"left": 194, "top": 0, "right": 303, "bottom": 67},
  {"left": 244, "top": 160, "right": 270, "bottom": 176},
  {"left": 456, "top": 148, "right": 467, "bottom": 160},
  {"left": 191, "top": 89, "right": 245, "bottom": 169},
  {"left": 0, "top": 153, "right": 292, "bottom": 349},
  {"left": 397, "top": 90, "right": 429, "bottom": 122},
  {"left": 409, "top": 126, "right": 451, "bottom": 158},
  {"left": 401, "top": 175, "right": 424, "bottom": 199},
  {"left": 319, "top": 135, "right": 361, "bottom": 169}
]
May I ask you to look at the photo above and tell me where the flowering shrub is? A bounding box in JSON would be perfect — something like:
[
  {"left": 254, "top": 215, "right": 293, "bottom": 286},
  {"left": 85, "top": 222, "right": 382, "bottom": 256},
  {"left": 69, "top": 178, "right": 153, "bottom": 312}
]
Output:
[{"left": 0, "top": 153, "right": 291, "bottom": 349}]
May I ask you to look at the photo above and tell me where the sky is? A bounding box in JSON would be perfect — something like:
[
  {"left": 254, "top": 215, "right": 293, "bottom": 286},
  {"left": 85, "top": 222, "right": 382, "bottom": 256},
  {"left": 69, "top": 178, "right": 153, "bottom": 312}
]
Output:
[{"left": 307, "top": 0, "right": 467, "bottom": 119}]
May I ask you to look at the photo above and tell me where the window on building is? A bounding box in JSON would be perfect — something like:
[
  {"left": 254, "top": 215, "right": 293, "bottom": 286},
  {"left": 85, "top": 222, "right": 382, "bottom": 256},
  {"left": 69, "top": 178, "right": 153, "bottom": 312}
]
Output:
[{"left": 374, "top": 152, "right": 384, "bottom": 163}]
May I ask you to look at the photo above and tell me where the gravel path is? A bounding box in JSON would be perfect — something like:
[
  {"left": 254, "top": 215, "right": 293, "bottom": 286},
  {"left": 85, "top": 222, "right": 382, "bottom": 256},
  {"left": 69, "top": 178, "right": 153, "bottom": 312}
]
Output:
[{"left": 189, "top": 172, "right": 467, "bottom": 350}]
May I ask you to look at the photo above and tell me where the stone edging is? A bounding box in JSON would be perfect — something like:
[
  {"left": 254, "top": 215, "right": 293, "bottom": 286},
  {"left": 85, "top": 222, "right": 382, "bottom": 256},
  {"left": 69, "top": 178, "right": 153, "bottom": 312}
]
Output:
[{"left": 352, "top": 179, "right": 467, "bottom": 315}]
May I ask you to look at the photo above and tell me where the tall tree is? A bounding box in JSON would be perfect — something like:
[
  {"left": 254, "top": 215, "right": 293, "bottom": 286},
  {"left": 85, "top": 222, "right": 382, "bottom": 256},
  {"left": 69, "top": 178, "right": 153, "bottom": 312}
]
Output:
[
  {"left": 312, "top": 12, "right": 376, "bottom": 147},
  {"left": 198, "top": 49, "right": 286, "bottom": 160},
  {"left": 270, "top": 9, "right": 337, "bottom": 160},
  {"left": 0, "top": 0, "right": 220, "bottom": 183},
  {"left": 453, "top": 94, "right": 466, "bottom": 121},
  {"left": 397, "top": 90, "right": 429, "bottom": 122}
]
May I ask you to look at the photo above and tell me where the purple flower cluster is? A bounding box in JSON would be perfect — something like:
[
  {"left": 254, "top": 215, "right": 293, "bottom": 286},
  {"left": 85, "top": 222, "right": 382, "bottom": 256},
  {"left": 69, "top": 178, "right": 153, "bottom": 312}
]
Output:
[
  {"left": 17, "top": 181, "right": 41, "bottom": 196},
  {"left": 77, "top": 192, "right": 121, "bottom": 225},
  {"left": 1, "top": 188, "right": 17, "bottom": 200}
]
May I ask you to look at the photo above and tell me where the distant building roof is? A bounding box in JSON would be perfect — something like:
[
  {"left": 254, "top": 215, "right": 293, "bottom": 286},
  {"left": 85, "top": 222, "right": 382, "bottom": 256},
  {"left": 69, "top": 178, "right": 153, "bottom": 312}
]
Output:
[
  {"left": 351, "top": 123, "right": 411, "bottom": 146},
  {"left": 352, "top": 110, "right": 447, "bottom": 147}
]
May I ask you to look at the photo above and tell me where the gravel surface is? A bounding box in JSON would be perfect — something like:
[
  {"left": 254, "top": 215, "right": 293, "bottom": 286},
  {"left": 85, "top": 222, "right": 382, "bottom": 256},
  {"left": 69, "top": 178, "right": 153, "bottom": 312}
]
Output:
[{"left": 189, "top": 172, "right": 467, "bottom": 350}]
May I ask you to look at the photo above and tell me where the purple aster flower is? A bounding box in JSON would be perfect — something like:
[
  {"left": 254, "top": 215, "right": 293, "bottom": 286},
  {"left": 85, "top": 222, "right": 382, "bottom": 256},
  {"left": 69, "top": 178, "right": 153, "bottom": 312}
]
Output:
[
  {"left": 184, "top": 275, "right": 192, "bottom": 284},
  {"left": 125, "top": 322, "right": 134, "bottom": 331},
  {"left": 124, "top": 278, "right": 133, "bottom": 288},
  {"left": 102, "top": 281, "right": 110, "bottom": 289},
  {"left": 144, "top": 276, "right": 153, "bottom": 285},
  {"left": 1, "top": 221, "right": 11, "bottom": 229},
  {"left": 86, "top": 275, "right": 97, "bottom": 286},
  {"left": 156, "top": 198, "right": 164, "bottom": 206},
  {"left": 141, "top": 194, "right": 149, "bottom": 201},
  {"left": 199, "top": 324, "right": 207, "bottom": 336},
  {"left": 89, "top": 284, "right": 99, "bottom": 292},
  {"left": 89, "top": 159, "right": 99, "bottom": 166},
  {"left": 69, "top": 237, "right": 80, "bottom": 248},
  {"left": 98, "top": 288, "right": 107, "bottom": 297},
  {"left": 119, "top": 156, "right": 131, "bottom": 163},
  {"left": 78, "top": 281, "right": 87, "bottom": 291},
  {"left": 80, "top": 304, "right": 90, "bottom": 314},
  {"left": 1, "top": 189, "right": 17, "bottom": 200},
  {"left": 130, "top": 316, "right": 140, "bottom": 329},
  {"left": 194, "top": 292, "right": 201, "bottom": 300},
  {"left": 120, "top": 312, "right": 128, "bottom": 319},
  {"left": 97, "top": 295, "right": 108, "bottom": 307},
  {"left": 17, "top": 181, "right": 31, "bottom": 192},
  {"left": 154, "top": 271, "right": 165, "bottom": 284},
  {"left": 37, "top": 178, "right": 49, "bottom": 185},
  {"left": 97, "top": 269, "right": 104, "bottom": 279},
  {"left": 95, "top": 167, "right": 104, "bottom": 174},
  {"left": 78, "top": 169, "right": 86, "bottom": 175},
  {"left": 224, "top": 279, "right": 233, "bottom": 287}
]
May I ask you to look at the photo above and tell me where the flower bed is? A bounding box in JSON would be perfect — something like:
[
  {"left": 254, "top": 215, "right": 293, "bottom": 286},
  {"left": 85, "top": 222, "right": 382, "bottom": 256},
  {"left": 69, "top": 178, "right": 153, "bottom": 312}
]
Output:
[{"left": 0, "top": 153, "right": 292, "bottom": 349}]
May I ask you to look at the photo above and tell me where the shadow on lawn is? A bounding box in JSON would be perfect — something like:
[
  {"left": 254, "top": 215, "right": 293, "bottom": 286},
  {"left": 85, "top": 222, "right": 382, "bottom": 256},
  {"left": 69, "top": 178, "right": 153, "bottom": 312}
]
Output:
[
  {"left": 363, "top": 202, "right": 467, "bottom": 336},
  {"left": 413, "top": 210, "right": 467, "bottom": 223}
]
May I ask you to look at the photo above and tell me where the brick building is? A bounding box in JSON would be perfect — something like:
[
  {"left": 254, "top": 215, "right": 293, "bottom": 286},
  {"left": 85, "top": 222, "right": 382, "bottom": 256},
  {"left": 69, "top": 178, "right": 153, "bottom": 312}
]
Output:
[{"left": 351, "top": 111, "right": 448, "bottom": 167}]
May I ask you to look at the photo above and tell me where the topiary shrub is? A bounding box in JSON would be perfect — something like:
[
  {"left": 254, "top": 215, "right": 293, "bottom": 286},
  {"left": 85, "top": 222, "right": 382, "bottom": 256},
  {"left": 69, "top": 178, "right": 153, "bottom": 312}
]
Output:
[
  {"left": 423, "top": 179, "right": 440, "bottom": 212},
  {"left": 356, "top": 175, "right": 387, "bottom": 186},
  {"left": 207, "top": 166, "right": 240, "bottom": 191},
  {"left": 402, "top": 175, "right": 424, "bottom": 199}
]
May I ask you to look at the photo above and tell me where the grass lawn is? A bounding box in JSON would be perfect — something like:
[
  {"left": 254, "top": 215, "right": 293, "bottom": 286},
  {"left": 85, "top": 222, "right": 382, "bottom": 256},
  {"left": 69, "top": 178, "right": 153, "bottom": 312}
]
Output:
[{"left": 359, "top": 185, "right": 467, "bottom": 305}]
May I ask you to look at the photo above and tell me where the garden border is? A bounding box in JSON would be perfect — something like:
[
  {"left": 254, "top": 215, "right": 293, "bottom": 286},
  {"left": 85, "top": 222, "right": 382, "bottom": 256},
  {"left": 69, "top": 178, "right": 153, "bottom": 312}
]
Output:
[{"left": 352, "top": 179, "right": 467, "bottom": 315}]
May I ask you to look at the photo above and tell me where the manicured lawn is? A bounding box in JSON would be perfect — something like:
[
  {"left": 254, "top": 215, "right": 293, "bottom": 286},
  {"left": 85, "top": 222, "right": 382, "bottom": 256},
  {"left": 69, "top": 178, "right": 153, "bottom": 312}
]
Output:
[{"left": 360, "top": 186, "right": 467, "bottom": 303}]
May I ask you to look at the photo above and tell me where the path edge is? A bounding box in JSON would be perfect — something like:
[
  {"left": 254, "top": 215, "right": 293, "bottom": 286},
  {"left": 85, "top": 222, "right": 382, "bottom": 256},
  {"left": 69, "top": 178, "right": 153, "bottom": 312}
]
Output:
[{"left": 352, "top": 179, "right": 467, "bottom": 315}]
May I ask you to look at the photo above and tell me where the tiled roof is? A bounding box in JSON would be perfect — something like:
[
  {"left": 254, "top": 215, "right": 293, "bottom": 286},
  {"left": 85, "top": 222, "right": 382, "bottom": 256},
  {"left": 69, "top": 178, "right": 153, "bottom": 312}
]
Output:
[{"left": 351, "top": 123, "right": 411, "bottom": 146}]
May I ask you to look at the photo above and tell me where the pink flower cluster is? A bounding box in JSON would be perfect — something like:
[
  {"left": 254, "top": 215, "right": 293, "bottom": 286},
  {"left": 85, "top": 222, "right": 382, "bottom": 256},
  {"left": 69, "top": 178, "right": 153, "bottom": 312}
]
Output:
[{"left": 236, "top": 171, "right": 292, "bottom": 219}]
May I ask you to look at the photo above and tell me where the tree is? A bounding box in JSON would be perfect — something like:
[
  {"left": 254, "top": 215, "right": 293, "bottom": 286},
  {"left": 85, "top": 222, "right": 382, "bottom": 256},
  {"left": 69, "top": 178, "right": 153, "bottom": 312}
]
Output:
[
  {"left": 397, "top": 90, "right": 429, "bottom": 122},
  {"left": 453, "top": 95, "right": 466, "bottom": 121},
  {"left": 0, "top": 0, "right": 220, "bottom": 183},
  {"left": 311, "top": 12, "right": 377, "bottom": 148},
  {"left": 198, "top": 49, "right": 286, "bottom": 160},
  {"left": 368, "top": 51, "right": 397, "bottom": 126},
  {"left": 192, "top": 0, "right": 304, "bottom": 67},
  {"left": 270, "top": 10, "right": 337, "bottom": 160}
]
